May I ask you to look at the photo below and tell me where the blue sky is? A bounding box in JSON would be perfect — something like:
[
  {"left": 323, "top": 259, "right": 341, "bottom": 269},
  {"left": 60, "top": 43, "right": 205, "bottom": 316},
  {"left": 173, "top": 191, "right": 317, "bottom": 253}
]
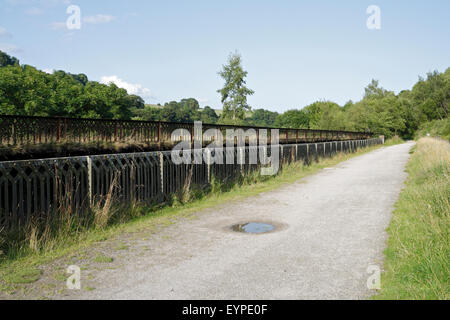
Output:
[{"left": 0, "top": 0, "right": 449, "bottom": 112}]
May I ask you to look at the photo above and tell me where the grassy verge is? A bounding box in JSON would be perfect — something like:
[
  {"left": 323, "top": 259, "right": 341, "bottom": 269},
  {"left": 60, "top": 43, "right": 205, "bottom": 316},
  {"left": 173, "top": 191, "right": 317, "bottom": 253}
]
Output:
[
  {"left": 384, "top": 135, "right": 404, "bottom": 146},
  {"left": 0, "top": 139, "right": 400, "bottom": 293},
  {"left": 373, "top": 137, "right": 449, "bottom": 300},
  {"left": 415, "top": 118, "right": 450, "bottom": 141}
]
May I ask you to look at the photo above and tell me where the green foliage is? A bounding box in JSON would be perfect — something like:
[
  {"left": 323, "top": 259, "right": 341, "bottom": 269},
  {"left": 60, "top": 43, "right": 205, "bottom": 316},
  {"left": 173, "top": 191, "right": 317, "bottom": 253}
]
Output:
[
  {"left": 3, "top": 268, "right": 41, "bottom": 284},
  {"left": 217, "top": 52, "right": 254, "bottom": 123},
  {"left": 0, "top": 50, "right": 141, "bottom": 119},
  {"left": 270, "top": 73, "right": 448, "bottom": 139},
  {"left": 133, "top": 99, "right": 219, "bottom": 124},
  {"left": 274, "top": 109, "right": 309, "bottom": 128},
  {"left": 132, "top": 104, "right": 163, "bottom": 121},
  {"left": 93, "top": 255, "right": 113, "bottom": 263},
  {"left": 200, "top": 106, "right": 219, "bottom": 124},
  {"left": 244, "top": 108, "right": 278, "bottom": 127},
  {"left": 415, "top": 118, "right": 450, "bottom": 141},
  {"left": 412, "top": 69, "right": 449, "bottom": 121},
  {"left": 214, "top": 67, "right": 447, "bottom": 139},
  {"left": 303, "top": 101, "right": 345, "bottom": 130},
  {"left": 0, "top": 50, "right": 19, "bottom": 67},
  {"left": 344, "top": 84, "right": 406, "bottom": 137}
]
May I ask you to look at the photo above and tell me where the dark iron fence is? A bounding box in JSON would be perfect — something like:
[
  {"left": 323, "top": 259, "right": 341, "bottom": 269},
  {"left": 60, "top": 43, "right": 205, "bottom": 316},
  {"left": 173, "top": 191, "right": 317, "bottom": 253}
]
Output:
[
  {"left": 0, "top": 115, "right": 372, "bottom": 147},
  {"left": 0, "top": 138, "right": 383, "bottom": 230}
]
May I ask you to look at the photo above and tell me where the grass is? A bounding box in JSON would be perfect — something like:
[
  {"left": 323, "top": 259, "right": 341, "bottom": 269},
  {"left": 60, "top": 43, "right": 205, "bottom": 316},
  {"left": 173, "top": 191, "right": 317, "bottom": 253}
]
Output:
[
  {"left": 93, "top": 255, "right": 114, "bottom": 263},
  {"left": 415, "top": 118, "right": 450, "bottom": 141},
  {"left": 115, "top": 244, "right": 129, "bottom": 251},
  {"left": 3, "top": 268, "right": 42, "bottom": 285},
  {"left": 373, "top": 137, "right": 449, "bottom": 300},
  {"left": 0, "top": 138, "right": 400, "bottom": 294},
  {"left": 384, "top": 135, "right": 404, "bottom": 146}
]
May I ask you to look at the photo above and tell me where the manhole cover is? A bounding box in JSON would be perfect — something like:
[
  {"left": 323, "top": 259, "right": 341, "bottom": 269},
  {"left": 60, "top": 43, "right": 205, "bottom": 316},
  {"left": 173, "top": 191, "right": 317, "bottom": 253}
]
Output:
[{"left": 231, "top": 222, "right": 275, "bottom": 234}]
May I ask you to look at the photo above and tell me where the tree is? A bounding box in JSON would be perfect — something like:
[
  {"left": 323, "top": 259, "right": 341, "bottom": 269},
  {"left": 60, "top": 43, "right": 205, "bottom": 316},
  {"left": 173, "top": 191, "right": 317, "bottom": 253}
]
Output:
[
  {"left": 364, "top": 79, "right": 387, "bottom": 98},
  {"left": 411, "top": 69, "right": 449, "bottom": 121},
  {"left": 132, "top": 105, "right": 162, "bottom": 121},
  {"left": 0, "top": 50, "right": 19, "bottom": 67},
  {"left": 274, "top": 109, "right": 309, "bottom": 128},
  {"left": 217, "top": 52, "right": 254, "bottom": 124},
  {"left": 126, "top": 95, "right": 145, "bottom": 109},
  {"left": 0, "top": 51, "right": 142, "bottom": 119},
  {"left": 200, "top": 106, "right": 219, "bottom": 124},
  {"left": 245, "top": 108, "right": 278, "bottom": 127},
  {"left": 344, "top": 81, "right": 406, "bottom": 137}
]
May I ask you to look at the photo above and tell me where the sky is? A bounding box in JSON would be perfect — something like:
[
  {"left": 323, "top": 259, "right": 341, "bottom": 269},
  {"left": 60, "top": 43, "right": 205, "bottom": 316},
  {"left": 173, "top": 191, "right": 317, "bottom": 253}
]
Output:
[{"left": 0, "top": 0, "right": 449, "bottom": 112}]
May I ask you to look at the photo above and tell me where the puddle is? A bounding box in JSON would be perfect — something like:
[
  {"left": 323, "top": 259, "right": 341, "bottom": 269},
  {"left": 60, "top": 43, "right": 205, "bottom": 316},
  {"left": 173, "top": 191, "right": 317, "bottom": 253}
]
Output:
[{"left": 231, "top": 222, "right": 275, "bottom": 234}]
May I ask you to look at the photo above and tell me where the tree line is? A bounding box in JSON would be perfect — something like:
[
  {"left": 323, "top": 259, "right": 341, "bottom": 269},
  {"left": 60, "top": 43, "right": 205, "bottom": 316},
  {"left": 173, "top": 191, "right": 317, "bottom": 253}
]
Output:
[
  {"left": 0, "top": 50, "right": 145, "bottom": 119},
  {"left": 0, "top": 50, "right": 448, "bottom": 139}
]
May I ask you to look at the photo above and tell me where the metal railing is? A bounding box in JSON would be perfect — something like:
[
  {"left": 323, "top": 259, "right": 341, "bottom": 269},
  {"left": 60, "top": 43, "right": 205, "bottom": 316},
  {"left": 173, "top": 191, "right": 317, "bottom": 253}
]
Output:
[
  {"left": 0, "top": 115, "right": 372, "bottom": 148},
  {"left": 0, "top": 138, "right": 383, "bottom": 230}
]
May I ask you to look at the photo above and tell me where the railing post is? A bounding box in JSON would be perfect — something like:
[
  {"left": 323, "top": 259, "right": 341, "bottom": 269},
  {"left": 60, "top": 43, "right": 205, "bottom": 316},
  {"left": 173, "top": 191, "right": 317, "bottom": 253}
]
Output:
[
  {"left": 57, "top": 118, "right": 61, "bottom": 142},
  {"left": 306, "top": 143, "right": 309, "bottom": 162},
  {"left": 206, "top": 148, "right": 211, "bottom": 184},
  {"left": 64, "top": 118, "right": 67, "bottom": 141},
  {"left": 280, "top": 145, "right": 283, "bottom": 167},
  {"left": 240, "top": 146, "right": 244, "bottom": 175},
  {"left": 159, "top": 152, "right": 164, "bottom": 198},
  {"left": 87, "top": 156, "right": 93, "bottom": 206},
  {"left": 158, "top": 122, "right": 161, "bottom": 150},
  {"left": 191, "top": 125, "right": 195, "bottom": 150},
  {"left": 130, "top": 161, "right": 136, "bottom": 201},
  {"left": 12, "top": 121, "right": 16, "bottom": 145}
]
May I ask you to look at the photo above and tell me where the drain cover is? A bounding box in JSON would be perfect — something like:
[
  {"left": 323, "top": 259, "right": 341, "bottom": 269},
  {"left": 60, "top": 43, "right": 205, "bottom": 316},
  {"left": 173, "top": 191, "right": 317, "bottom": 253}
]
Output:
[{"left": 231, "top": 222, "right": 275, "bottom": 234}]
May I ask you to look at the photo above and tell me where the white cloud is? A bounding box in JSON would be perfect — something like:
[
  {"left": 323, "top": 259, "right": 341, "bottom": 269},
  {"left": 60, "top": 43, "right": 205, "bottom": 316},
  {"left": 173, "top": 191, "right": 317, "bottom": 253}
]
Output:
[
  {"left": 42, "top": 68, "right": 54, "bottom": 74},
  {"left": 83, "top": 14, "right": 115, "bottom": 24},
  {"left": 198, "top": 98, "right": 209, "bottom": 104},
  {"left": 51, "top": 13, "right": 115, "bottom": 31},
  {"left": 0, "top": 43, "right": 21, "bottom": 53},
  {"left": 100, "top": 75, "right": 152, "bottom": 98}
]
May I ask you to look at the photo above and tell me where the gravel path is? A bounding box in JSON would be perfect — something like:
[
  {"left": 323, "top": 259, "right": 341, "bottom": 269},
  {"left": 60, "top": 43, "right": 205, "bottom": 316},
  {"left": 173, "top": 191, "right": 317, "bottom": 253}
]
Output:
[{"left": 61, "top": 142, "right": 414, "bottom": 299}]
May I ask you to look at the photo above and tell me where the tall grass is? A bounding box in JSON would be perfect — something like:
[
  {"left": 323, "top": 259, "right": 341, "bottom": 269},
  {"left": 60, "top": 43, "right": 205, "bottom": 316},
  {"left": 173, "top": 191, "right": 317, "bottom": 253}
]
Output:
[
  {"left": 0, "top": 174, "right": 151, "bottom": 264},
  {"left": 384, "top": 135, "right": 404, "bottom": 146},
  {"left": 374, "top": 137, "right": 450, "bottom": 300},
  {"left": 415, "top": 118, "right": 450, "bottom": 141}
]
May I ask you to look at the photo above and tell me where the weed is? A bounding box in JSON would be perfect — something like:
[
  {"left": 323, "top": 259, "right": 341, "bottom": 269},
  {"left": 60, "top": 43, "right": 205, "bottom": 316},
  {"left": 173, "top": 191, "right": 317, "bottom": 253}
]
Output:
[
  {"left": 93, "top": 255, "right": 113, "bottom": 263},
  {"left": 4, "top": 268, "right": 42, "bottom": 284}
]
